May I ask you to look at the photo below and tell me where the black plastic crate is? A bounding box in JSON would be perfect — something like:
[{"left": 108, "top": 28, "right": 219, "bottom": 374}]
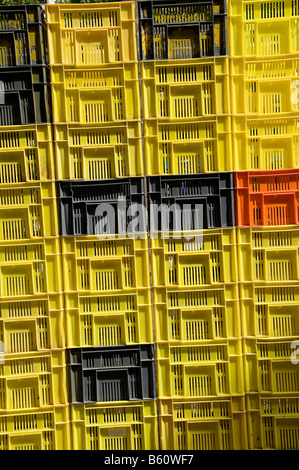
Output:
[
  {"left": 148, "top": 172, "right": 235, "bottom": 231},
  {"left": 68, "top": 345, "right": 156, "bottom": 403},
  {"left": 0, "top": 5, "right": 48, "bottom": 67},
  {"left": 57, "top": 178, "right": 146, "bottom": 236},
  {"left": 139, "top": 0, "right": 227, "bottom": 60},
  {"left": 0, "top": 66, "right": 51, "bottom": 125}
]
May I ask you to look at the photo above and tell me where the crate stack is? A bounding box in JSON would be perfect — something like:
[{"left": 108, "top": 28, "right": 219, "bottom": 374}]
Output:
[
  {"left": 0, "top": 5, "right": 70, "bottom": 450},
  {"left": 229, "top": 0, "right": 299, "bottom": 449},
  {"left": 139, "top": 0, "right": 247, "bottom": 450},
  {"left": 46, "top": 2, "right": 158, "bottom": 451}
]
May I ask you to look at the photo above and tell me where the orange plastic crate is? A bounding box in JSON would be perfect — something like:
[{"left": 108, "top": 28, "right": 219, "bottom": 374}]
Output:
[{"left": 235, "top": 170, "right": 299, "bottom": 226}]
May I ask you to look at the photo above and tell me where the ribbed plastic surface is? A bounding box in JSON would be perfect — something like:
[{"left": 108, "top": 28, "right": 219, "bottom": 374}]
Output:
[
  {"left": 0, "top": 5, "right": 48, "bottom": 67},
  {"left": 237, "top": 227, "right": 299, "bottom": 282},
  {"left": 228, "top": 0, "right": 299, "bottom": 57},
  {"left": 0, "top": 124, "right": 54, "bottom": 183},
  {"left": 139, "top": 0, "right": 227, "bottom": 60},
  {"left": 148, "top": 174, "right": 235, "bottom": 231},
  {"left": 153, "top": 284, "right": 241, "bottom": 342},
  {"left": 246, "top": 394, "right": 299, "bottom": 449},
  {"left": 159, "top": 396, "right": 247, "bottom": 450},
  {"left": 0, "top": 350, "right": 68, "bottom": 411},
  {"left": 54, "top": 122, "right": 143, "bottom": 180},
  {"left": 0, "top": 406, "right": 70, "bottom": 450},
  {"left": 68, "top": 344, "right": 156, "bottom": 403},
  {"left": 57, "top": 178, "right": 145, "bottom": 236},
  {"left": 46, "top": 2, "right": 137, "bottom": 66},
  {"left": 0, "top": 182, "right": 59, "bottom": 240},
  {"left": 151, "top": 229, "right": 238, "bottom": 287},
  {"left": 156, "top": 339, "right": 244, "bottom": 398},
  {"left": 232, "top": 116, "right": 299, "bottom": 171},
  {"left": 0, "top": 67, "right": 51, "bottom": 125},
  {"left": 71, "top": 400, "right": 159, "bottom": 450},
  {"left": 0, "top": 295, "right": 65, "bottom": 352},
  {"left": 61, "top": 236, "right": 150, "bottom": 293},
  {"left": 65, "top": 289, "right": 153, "bottom": 348}
]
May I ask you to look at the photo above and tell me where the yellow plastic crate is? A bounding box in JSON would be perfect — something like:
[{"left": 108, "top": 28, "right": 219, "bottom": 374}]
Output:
[
  {"left": 46, "top": 2, "right": 137, "bottom": 65},
  {"left": 231, "top": 57, "right": 299, "bottom": 116},
  {"left": 50, "top": 64, "right": 140, "bottom": 125},
  {"left": 246, "top": 393, "right": 299, "bottom": 449},
  {"left": 53, "top": 122, "right": 143, "bottom": 180},
  {"left": 65, "top": 289, "right": 153, "bottom": 348},
  {"left": 228, "top": 0, "right": 299, "bottom": 57},
  {"left": 156, "top": 339, "right": 244, "bottom": 399},
  {"left": 0, "top": 239, "right": 62, "bottom": 298},
  {"left": 0, "top": 125, "right": 54, "bottom": 184},
  {"left": 153, "top": 284, "right": 241, "bottom": 343},
  {"left": 142, "top": 57, "right": 230, "bottom": 120},
  {"left": 0, "top": 182, "right": 59, "bottom": 240},
  {"left": 243, "top": 338, "right": 299, "bottom": 394},
  {"left": 0, "top": 295, "right": 65, "bottom": 353},
  {"left": 0, "top": 350, "right": 68, "bottom": 412},
  {"left": 0, "top": 405, "right": 70, "bottom": 450},
  {"left": 237, "top": 227, "right": 299, "bottom": 283},
  {"left": 61, "top": 235, "right": 150, "bottom": 294},
  {"left": 71, "top": 400, "right": 159, "bottom": 450},
  {"left": 239, "top": 281, "right": 299, "bottom": 338},
  {"left": 232, "top": 115, "right": 299, "bottom": 171},
  {"left": 159, "top": 396, "right": 248, "bottom": 450},
  {"left": 151, "top": 229, "right": 238, "bottom": 288},
  {"left": 144, "top": 116, "right": 232, "bottom": 175}
]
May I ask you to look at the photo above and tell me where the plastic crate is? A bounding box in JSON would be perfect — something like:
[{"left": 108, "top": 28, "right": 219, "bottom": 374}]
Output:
[
  {"left": 0, "top": 182, "right": 59, "bottom": 240},
  {"left": 0, "top": 350, "right": 68, "bottom": 412},
  {"left": 46, "top": 3, "right": 137, "bottom": 66},
  {"left": 0, "top": 405, "right": 70, "bottom": 450},
  {"left": 159, "top": 396, "right": 247, "bottom": 450},
  {"left": 148, "top": 173, "right": 235, "bottom": 231},
  {"left": 0, "top": 66, "right": 51, "bottom": 125},
  {"left": 243, "top": 338, "right": 299, "bottom": 394},
  {"left": 235, "top": 170, "right": 299, "bottom": 227},
  {"left": 153, "top": 284, "right": 241, "bottom": 342},
  {"left": 0, "top": 295, "right": 65, "bottom": 353},
  {"left": 240, "top": 282, "right": 299, "bottom": 336},
  {"left": 237, "top": 226, "right": 299, "bottom": 283},
  {"left": 139, "top": 0, "right": 227, "bottom": 60},
  {"left": 144, "top": 116, "right": 232, "bottom": 175},
  {"left": 68, "top": 344, "right": 156, "bottom": 403},
  {"left": 156, "top": 339, "right": 244, "bottom": 398},
  {"left": 0, "top": 124, "right": 54, "bottom": 183},
  {"left": 50, "top": 64, "right": 140, "bottom": 124},
  {"left": 0, "top": 239, "right": 62, "bottom": 298},
  {"left": 71, "top": 400, "right": 158, "bottom": 450},
  {"left": 65, "top": 289, "right": 153, "bottom": 348},
  {"left": 228, "top": 0, "right": 299, "bottom": 57},
  {"left": 232, "top": 116, "right": 299, "bottom": 171},
  {"left": 54, "top": 122, "right": 143, "bottom": 180},
  {"left": 61, "top": 236, "right": 150, "bottom": 294},
  {"left": 230, "top": 57, "right": 299, "bottom": 116},
  {"left": 246, "top": 393, "right": 299, "bottom": 449},
  {"left": 142, "top": 57, "right": 230, "bottom": 120},
  {"left": 150, "top": 229, "right": 238, "bottom": 288},
  {"left": 57, "top": 178, "right": 145, "bottom": 236},
  {"left": 0, "top": 5, "right": 48, "bottom": 67}
]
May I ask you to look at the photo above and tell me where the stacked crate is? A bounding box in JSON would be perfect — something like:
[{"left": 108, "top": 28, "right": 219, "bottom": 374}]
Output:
[
  {"left": 46, "top": 2, "right": 158, "bottom": 451},
  {"left": 228, "top": 0, "right": 299, "bottom": 449},
  {"left": 139, "top": 0, "right": 247, "bottom": 450},
  {"left": 0, "top": 5, "right": 70, "bottom": 450}
]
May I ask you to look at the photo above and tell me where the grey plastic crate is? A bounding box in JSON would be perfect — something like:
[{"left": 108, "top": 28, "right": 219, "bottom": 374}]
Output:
[
  {"left": 68, "top": 345, "right": 156, "bottom": 404},
  {"left": 139, "top": 0, "right": 227, "bottom": 60},
  {"left": 147, "top": 172, "right": 235, "bottom": 231},
  {"left": 57, "top": 178, "right": 146, "bottom": 236}
]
